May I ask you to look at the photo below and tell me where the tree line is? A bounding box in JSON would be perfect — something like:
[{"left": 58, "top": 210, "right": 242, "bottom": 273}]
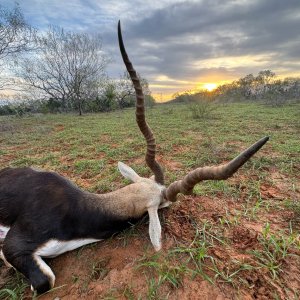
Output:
[
  {"left": 172, "top": 70, "right": 300, "bottom": 106},
  {"left": 0, "top": 4, "right": 154, "bottom": 116}
]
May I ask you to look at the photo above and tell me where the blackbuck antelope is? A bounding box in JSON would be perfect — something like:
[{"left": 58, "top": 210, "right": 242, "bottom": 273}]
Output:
[{"left": 0, "top": 21, "right": 269, "bottom": 294}]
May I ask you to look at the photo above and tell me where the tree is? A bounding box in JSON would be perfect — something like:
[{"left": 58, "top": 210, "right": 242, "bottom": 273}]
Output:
[
  {"left": 237, "top": 74, "right": 256, "bottom": 98},
  {"left": 115, "top": 72, "right": 153, "bottom": 109},
  {"left": 98, "top": 82, "right": 118, "bottom": 112},
  {"left": 18, "top": 27, "right": 109, "bottom": 115},
  {"left": 0, "top": 3, "right": 33, "bottom": 90},
  {"left": 257, "top": 70, "right": 276, "bottom": 85}
]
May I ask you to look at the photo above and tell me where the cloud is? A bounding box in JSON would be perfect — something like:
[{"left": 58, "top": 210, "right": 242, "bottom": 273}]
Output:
[
  {"left": 106, "top": 0, "right": 300, "bottom": 97},
  {"left": 1, "top": 0, "right": 300, "bottom": 98}
]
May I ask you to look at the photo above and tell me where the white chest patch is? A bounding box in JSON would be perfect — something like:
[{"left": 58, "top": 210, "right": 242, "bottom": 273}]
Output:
[
  {"left": 0, "top": 225, "right": 10, "bottom": 240},
  {"left": 35, "top": 238, "right": 101, "bottom": 258}
]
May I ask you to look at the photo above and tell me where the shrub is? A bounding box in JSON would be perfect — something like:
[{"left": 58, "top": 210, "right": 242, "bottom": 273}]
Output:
[{"left": 189, "top": 101, "right": 217, "bottom": 119}]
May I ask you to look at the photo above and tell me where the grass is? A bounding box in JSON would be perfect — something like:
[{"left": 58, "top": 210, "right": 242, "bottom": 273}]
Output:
[
  {"left": 250, "top": 222, "right": 299, "bottom": 279},
  {"left": 138, "top": 253, "right": 188, "bottom": 289},
  {"left": 0, "top": 102, "right": 299, "bottom": 299},
  {"left": 1, "top": 103, "right": 299, "bottom": 181},
  {"left": 188, "top": 101, "right": 218, "bottom": 120},
  {"left": 0, "top": 271, "right": 29, "bottom": 300},
  {"left": 89, "top": 258, "right": 110, "bottom": 281}
]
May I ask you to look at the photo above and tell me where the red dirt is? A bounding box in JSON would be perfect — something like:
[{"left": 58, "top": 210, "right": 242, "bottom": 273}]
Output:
[{"left": 54, "top": 124, "right": 65, "bottom": 132}]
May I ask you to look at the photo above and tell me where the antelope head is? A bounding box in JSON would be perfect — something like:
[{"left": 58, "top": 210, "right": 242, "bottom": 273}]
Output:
[{"left": 117, "top": 21, "right": 269, "bottom": 250}]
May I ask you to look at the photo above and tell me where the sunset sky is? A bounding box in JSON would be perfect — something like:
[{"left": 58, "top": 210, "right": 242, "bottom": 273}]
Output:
[{"left": 2, "top": 0, "right": 300, "bottom": 101}]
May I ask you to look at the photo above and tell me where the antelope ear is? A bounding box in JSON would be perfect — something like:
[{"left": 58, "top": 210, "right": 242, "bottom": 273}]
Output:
[
  {"left": 118, "top": 162, "right": 141, "bottom": 183},
  {"left": 147, "top": 206, "right": 162, "bottom": 251}
]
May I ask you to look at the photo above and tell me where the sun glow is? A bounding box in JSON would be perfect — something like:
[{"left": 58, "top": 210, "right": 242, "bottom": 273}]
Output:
[{"left": 203, "top": 83, "right": 217, "bottom": 91}]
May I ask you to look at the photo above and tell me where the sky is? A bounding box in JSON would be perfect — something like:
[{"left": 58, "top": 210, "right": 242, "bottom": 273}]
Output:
[{"left": 2, "top": 0, "right": 300, "bottom": 101}]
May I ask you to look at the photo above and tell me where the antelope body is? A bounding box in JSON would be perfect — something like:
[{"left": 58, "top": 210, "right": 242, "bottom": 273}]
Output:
[
  {"left": 0, "top": 22, "right": 269, "bottom": 294},
  {"left": 0, "top": 164, "right": 166, "bottom": 293}
]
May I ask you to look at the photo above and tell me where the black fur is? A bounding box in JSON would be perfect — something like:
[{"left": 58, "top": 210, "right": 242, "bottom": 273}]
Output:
[{"left": 0, "top": 167, "right": 139, "bottom": 292}]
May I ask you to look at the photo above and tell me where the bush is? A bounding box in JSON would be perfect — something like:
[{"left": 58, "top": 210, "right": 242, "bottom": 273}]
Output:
[
  {"left": 189, "top": 101, "right": 217, "bottom": 119},
  {"left": 0, "top": 102, "right": 32, "bottom": 117},
  {"left": 145, "top": 95, "right": 156, "bottom": 108},
  {"left": 117, "top": 95, "right": 135, "bottom": 109},
  {"left": 0, "top": 104, "right": 15, "bottom": 116},
  {"left": 39, "top": 98, "right": 63, "bottom": 113}
]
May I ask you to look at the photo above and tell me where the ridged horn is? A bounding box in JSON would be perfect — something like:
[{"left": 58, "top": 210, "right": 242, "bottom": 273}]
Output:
[
  {"left": 118, "top": 21, "right": 164, "bottom": 185},
  {"left": 164, "top": 136, "right": 269, "bottom": 202}
]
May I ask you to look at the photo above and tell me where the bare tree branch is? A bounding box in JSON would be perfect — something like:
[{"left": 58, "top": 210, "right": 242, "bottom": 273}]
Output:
[
  {"left": 0, "top": 3, "right": 34, "bottom": 90},
  {"left": 17, "top": 26, "right": 109, "bottom": 114}
]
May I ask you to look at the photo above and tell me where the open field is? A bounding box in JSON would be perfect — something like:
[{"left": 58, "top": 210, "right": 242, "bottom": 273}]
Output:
[{"left": 0, "top": 102, "right": 299, "bottom": 299}]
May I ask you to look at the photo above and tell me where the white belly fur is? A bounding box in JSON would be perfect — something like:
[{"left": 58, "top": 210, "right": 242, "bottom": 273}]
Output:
[
  {"left": 0, "top": 225, "right": 100, "bottom": 258},
  {"left": 35, "top": 238, "right": 101, "bottom": 258},
  {"left": 0, "top": 225, "right": 10, "bottom": 240}
]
